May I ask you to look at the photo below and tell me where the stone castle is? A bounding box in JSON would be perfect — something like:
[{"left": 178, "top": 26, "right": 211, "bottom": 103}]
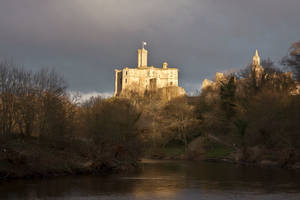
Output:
[
  {"left": 114, "top": 44, "right": 185, "bottom": 98},
  {"left": 202, "top": 50, "right": 263, "bottom": 90},
  {"left": 202, "top": 50, "right": 299, "bottom": 93}
]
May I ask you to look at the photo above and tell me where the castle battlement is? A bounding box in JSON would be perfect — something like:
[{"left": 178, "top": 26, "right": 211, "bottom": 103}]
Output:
[{"left": 114, "top": 43, "right": 185, "bottom": 98}]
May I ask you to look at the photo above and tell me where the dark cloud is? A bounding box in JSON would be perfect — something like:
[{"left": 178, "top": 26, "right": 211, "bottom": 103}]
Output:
[{"left": 0, "top": 0, "right": 299, "bottom": 93}]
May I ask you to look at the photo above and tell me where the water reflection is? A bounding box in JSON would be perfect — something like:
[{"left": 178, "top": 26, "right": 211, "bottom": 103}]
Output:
[{"left": 1, "top": 160, "right": 300, "bottom": 200}]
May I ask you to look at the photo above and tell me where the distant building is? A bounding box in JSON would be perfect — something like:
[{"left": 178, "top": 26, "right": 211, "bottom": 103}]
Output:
[
  {"left": 201, "top": 50, "right": 300, "bottom": 95},
  {"left": 250, "top": 50, "right": 264, "bottom": 86},
  {"left": 114, "top": 43, "right": 185, "bottom": 99},
  {"left": 201, "top": 50, "right": 270, "bottom": 90}
]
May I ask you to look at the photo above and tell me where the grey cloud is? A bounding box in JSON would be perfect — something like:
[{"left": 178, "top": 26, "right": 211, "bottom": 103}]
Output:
[{"left": 0, "top": 0, "right": 299, "bottom": 93}]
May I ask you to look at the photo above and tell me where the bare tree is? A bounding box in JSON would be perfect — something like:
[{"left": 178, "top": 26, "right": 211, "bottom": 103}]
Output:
[
  {"left": 0, "top": 60, "right": 69, "bottom": 137},
  {"left": 155, "top": 97, "right": 200, "bottom": 151},
  {"left": 282, "top": 41, "right": 300, "bottom": 81}
]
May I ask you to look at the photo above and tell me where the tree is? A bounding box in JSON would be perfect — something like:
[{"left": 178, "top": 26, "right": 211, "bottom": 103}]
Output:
[
  {"left": 220, "top": 76, "right": 236, "bottom": 119},
  {"left": 0, "top": 60, "right": 69, "bottom": 137},
  {"left": 80, "top": 97, "right": 142, "bottom": 160},
  {"left": 282, "top": 41, "right": 300, "bottom": 81},
  {"left": 155, "top": 97, "right": 200, "bottom": 151}
]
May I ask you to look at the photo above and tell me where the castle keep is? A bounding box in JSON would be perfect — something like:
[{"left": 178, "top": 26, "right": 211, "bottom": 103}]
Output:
[{"left": 114, "top": 44, "right": 185, "bottom": 98}]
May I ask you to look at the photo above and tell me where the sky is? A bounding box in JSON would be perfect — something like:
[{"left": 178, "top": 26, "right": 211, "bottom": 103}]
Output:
[{"left": 0, "top": 0, "right": 300, "bottom": 96}]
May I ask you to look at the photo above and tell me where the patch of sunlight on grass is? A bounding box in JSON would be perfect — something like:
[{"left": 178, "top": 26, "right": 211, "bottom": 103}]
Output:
[
  {"left": 162, "top": 144, "right": 185, "bottom": 157},
  {"left": 206, "top": 144, "right": 233, "bottom": 159}
]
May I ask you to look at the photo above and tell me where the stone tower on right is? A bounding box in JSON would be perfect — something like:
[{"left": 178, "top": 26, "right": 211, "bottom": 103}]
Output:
[{"left": 250, "top": 49, "right": 264, "bottom": 86}]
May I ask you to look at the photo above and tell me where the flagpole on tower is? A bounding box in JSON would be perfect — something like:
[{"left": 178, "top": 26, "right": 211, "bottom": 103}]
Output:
[{"left": 142, "top": 41, "right": 147, "bottom": 49}]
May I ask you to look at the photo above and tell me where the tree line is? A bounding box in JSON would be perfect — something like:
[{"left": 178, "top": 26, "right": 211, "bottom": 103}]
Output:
[
  {"left": 194, "top": 42, "right": 300, "bottom": 165},
  {"left": 0, "top": 41, "right": 299, "bottom": 176},
  {"left": 0, "top": 61, "right": 143, "bottom": 177}
]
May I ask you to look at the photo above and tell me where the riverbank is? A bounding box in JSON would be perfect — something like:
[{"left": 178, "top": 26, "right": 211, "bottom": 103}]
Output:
[
  {"left": 0, "top": 135, "right": 139, "bottom": 181},
  {"left": 145, "top": 138, "right": 300, "bottom": 170},
  {"left": 1, "top": 134, "right": 299, "bottom": 182},
  {"left": 188, "top": 136, "right": 300, "bottom": 170}
]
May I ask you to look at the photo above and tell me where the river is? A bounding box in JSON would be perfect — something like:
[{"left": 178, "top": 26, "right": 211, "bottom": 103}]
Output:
[{"left": 1, "top": 160, "right": 300, "bottom": 200}]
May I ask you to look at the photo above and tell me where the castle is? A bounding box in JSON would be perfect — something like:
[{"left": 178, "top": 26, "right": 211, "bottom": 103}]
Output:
[
  {"left": 114, "top": 43, "right": 185, "bottom": 98},
  {"left": 250, "top": 50, "right": 265, "bottom": 86},
  {"left": 203, "top": 50, "right": 286, "bottom": 89},
  {"left": 201, "top": 50, "right": 299, "bottom": 94}
]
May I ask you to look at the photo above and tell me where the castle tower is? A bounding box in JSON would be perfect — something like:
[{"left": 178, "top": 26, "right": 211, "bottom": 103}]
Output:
[
  {"left": 137, "top": 42, "right": 148, "bottom": 68},
  {"left": 251, "top": 49, "right": 264, "bottom": 86},
  {"left": 252, "top": 49, "right": 261, "bottom": 66},
  {"left": 162, "top": 62, "right": 168, "bottom": 69}
]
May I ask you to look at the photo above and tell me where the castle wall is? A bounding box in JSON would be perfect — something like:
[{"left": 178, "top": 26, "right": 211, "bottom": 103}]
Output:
[
  {"left": 114, "top": 70, "right": 123, "bottom": 96},
  {"left": 113, "top": 46, "right": 185, "bottom": 97},
  {"left": 117, "top": 67, "right": 178, "bottom": 95}
]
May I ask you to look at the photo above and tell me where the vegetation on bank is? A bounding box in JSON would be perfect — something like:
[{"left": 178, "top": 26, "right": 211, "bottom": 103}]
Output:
[
  {"left": 138, "top": 42, "right": 300, "bottom": 169},
  {"left": 0, "top": 42, "right": 300, "bottom": 180},
  {"left": 193, "top": 43, "right": 300, "bottom": 167},
  {"left": 0, "top": 63, "right": 142, "bottom": 180}
]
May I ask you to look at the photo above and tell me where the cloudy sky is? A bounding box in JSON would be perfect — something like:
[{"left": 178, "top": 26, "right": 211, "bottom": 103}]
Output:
[{"left": 0, "top": 0, "right": 300, "bottom": 95}]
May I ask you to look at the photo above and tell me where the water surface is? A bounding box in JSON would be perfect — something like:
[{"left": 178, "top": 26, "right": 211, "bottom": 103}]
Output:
[{"left": 1, "top": 160, "right": 300, "bottom": 200}]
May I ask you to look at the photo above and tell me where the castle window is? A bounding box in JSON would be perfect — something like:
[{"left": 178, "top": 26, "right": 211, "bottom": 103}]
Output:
[
  {"left": 125, "top": 79, "right": 127, "bottom": 83},
  {"left": 126, "top": 71, "right": 128, "bottom": 76},
  {"left": 170, "top": 82, "right": 173, "bottom": 86}
]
